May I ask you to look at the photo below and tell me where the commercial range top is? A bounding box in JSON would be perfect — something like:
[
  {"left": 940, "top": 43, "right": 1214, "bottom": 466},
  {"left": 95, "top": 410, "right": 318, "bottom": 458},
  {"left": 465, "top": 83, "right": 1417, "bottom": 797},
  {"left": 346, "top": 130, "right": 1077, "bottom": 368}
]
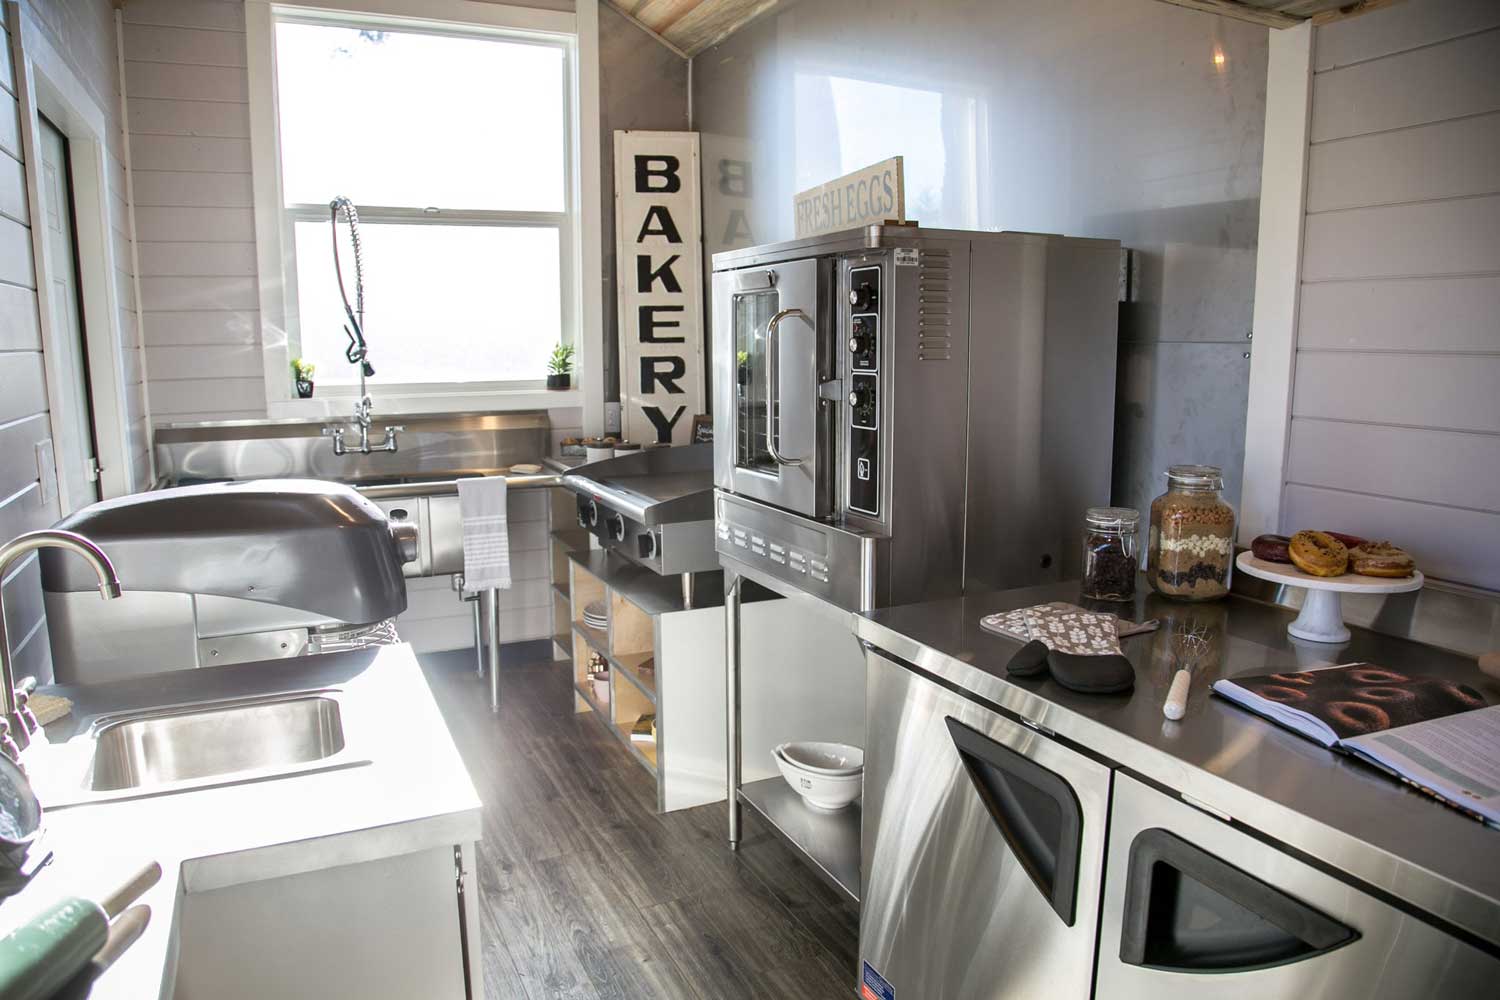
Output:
[{"left": 561, "top": 444, "right": 718, "bottom": 578}]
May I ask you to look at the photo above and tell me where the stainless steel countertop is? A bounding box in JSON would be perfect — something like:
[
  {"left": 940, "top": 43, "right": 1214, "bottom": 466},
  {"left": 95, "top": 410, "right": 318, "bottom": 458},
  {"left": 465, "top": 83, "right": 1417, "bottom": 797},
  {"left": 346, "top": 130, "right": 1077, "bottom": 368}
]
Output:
[
  {"left": 6, "top": 644, "right": 481, "bottom": 998},
  {"left": 853, "top": 582, "right": 1500, "bottom": 948}
]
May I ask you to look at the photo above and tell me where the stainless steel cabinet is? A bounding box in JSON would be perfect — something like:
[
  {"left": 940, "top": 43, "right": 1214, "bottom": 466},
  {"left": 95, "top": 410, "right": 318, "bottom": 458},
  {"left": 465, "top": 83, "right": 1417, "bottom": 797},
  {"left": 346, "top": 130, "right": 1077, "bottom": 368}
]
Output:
[
  {"left": 1096, "top": 773, "right": 1500, "bottom": 998},
  {"left": 861, "top": 652, "right": 1111, "bottom": 1000}
]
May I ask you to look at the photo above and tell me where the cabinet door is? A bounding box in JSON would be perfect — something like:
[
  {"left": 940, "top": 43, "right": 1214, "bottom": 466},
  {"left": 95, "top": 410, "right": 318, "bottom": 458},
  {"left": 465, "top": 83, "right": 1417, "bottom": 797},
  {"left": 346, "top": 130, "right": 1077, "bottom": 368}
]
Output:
[
  {"left": 1096, "top": 774, "right": 1500, "bottom": 998},
  {"left": 860, "top": 652, "right": 1110, "bottom": 1000}
]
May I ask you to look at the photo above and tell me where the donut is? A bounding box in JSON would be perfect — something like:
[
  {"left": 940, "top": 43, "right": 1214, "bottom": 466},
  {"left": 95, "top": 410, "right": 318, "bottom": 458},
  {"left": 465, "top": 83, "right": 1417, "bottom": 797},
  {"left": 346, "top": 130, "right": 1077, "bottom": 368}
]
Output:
[
  {"left": 1288, "top": 530, "right": 1349, "bottom": 577},
  {"left": 1349, "top": 541, "right": 1415, "bottom": 578},
  {"left": 1324, "top": 531, "right": 1368, "bottom": 551},
  {"left": 1251, "top": 534, "right": 1292, "bottom": 563}
]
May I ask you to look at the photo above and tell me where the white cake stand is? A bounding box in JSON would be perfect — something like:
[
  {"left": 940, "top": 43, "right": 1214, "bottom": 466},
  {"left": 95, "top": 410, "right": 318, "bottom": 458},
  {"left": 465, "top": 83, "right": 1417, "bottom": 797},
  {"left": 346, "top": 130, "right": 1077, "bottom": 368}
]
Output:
[{"left": 1235, "top": 551, "right": 1423, "bottom": 644}]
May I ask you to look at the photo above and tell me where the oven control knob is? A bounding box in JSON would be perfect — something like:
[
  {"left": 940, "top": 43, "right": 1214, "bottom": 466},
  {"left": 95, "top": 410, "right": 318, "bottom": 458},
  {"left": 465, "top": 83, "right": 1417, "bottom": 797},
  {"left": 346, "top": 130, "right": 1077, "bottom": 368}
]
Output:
[
  {"left": 587, "top": 499, "right": 600, "bottom": 527},
  {"left": 606, "top": 513, "right": 626, "bottom": 541},
  {"left": 849, "top": 282, "right": 876, "bottom": 312},
  {"left": 848, "top": 387, "right": 871, "bottom": 409},
  {"left": 638, "top": 531, "right": 657, "bottom": 560}
]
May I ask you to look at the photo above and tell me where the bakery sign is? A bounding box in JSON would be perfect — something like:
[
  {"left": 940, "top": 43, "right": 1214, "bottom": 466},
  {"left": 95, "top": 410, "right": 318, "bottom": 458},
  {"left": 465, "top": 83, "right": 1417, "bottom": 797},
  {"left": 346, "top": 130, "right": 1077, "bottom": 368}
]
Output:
[
  {"left": 614, "top": 130, "right": 704, "bottom": 446},
  {"left": 793, "top": 156, "right": 905, "bottom": 239}
]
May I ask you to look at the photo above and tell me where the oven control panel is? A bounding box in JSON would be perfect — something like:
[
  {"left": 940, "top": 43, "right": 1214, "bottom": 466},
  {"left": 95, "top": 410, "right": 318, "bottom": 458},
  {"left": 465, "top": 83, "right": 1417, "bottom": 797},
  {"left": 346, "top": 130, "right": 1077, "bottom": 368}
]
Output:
[{"left": 847, "top": 264, "right": 881, "bottom": 518}]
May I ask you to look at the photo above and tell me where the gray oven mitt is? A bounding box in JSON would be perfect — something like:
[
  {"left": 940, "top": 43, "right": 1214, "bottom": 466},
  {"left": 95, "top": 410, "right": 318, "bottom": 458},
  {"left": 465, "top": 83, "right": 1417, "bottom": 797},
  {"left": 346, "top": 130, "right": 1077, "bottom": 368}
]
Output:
[{"left": 1004, "top": 639, "right": 1135, "bottom": 694}]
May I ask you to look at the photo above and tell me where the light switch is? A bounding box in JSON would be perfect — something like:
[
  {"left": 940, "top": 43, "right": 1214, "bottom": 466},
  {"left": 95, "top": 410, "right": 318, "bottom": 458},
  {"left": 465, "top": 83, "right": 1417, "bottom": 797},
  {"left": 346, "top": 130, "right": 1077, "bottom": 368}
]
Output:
[{"left": 35, "top": 439, "right": 56, "bottom": 505}]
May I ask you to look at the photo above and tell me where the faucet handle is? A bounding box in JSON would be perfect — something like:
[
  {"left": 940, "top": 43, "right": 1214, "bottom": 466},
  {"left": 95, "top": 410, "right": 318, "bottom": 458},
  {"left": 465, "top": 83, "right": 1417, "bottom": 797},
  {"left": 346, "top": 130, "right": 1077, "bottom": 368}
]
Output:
[
  {"left": 0, "top": 717, "right": 18, "bottom": 763},
  {"left": 13, "top": 677, "right": 39, "bottom": 735}
]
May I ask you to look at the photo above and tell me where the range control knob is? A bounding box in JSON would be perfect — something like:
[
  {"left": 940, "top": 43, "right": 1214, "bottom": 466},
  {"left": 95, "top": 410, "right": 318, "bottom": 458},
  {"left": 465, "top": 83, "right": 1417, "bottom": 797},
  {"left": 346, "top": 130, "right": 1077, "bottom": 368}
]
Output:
[
  {"left": 606, "top": 513, "right": 626, "bottom": 542},
  {"left": 849, "top": 282, "right": 877, "bottom": 312},
  {"left": 848, "top": 319, "right": 872, "bottom": 357},
  {"left": 587, "top": 499, "right": 600, "bottom": 527},
  {"left": 638, "top": 531, "right": 658, "bottom": 560}
]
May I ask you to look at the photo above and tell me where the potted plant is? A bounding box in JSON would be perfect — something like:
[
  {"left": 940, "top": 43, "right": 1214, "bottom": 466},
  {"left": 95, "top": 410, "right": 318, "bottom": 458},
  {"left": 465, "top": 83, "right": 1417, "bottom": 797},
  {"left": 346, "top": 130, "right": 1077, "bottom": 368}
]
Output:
[
  {"left": 547, "top": 343, "right": 575, "bottom": 389},
  {"left": 292, "top": 358, "right": 316, "bottom": 398}
]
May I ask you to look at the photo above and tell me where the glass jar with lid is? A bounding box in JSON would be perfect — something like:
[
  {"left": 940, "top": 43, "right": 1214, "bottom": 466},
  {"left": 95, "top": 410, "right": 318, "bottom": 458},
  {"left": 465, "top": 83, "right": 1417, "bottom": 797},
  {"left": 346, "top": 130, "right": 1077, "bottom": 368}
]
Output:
[
  {"left": 1147, "top": 464, "right": 1236, "bottom": 601},
  {"left": 1081, "top": 507, "right": 1139, "bottom": 601}
]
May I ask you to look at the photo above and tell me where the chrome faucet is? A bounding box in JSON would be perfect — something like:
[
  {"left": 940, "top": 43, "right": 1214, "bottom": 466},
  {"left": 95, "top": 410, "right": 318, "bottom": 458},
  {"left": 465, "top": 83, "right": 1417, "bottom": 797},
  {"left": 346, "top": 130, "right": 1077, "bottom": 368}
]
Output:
[
  {"left": 0, "top": 530, "right": 121, "bottom": 761},
  {"left": 326, "top": 395, "right": 401, "bottom": 455}
]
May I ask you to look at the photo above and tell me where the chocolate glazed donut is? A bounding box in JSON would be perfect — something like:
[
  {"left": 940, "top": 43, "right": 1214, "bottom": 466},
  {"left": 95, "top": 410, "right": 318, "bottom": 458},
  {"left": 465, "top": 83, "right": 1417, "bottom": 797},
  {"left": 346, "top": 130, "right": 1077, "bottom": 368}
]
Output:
[{"left": 1325, "top": 700, "right": 1392, "bottom": 735}]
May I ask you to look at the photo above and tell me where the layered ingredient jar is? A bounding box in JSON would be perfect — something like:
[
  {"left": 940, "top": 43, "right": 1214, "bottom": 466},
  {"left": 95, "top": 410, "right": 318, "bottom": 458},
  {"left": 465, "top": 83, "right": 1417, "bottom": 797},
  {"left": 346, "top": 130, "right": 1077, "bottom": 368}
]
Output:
[
  {"left": 1081, "top": 507, "right": 1139, "bottom": 601},
  {"left": 1147, "top": 465, "right": 1236, "bottom": 601}
]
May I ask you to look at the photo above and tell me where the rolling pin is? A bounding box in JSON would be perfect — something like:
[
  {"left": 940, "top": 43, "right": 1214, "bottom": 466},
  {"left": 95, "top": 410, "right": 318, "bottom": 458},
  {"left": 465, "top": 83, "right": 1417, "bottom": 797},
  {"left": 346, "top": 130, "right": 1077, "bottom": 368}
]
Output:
[{"left": 0, "top": 862, "right": 159, "bottom": 1000}]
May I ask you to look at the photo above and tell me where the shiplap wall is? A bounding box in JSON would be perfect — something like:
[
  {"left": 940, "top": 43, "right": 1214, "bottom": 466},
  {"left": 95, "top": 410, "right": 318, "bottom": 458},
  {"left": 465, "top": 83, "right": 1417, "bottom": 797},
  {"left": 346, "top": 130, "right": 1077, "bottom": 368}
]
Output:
[
  {"left": 3, "top": 1, "right": 149, "bottom": 685},
  {"left": 1285, "top": 0, "right": 1500, "bottom": 592},
  {"left": 0, "top": 18, "right": 56, "bottom": 687}
]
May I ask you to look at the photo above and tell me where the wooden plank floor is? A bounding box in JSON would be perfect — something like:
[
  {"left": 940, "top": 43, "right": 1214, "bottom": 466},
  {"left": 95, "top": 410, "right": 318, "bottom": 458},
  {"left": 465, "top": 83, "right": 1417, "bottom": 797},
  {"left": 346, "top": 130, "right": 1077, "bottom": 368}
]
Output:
[{"left": 420, "top": 647, "right": 860, "bottom": 1000}]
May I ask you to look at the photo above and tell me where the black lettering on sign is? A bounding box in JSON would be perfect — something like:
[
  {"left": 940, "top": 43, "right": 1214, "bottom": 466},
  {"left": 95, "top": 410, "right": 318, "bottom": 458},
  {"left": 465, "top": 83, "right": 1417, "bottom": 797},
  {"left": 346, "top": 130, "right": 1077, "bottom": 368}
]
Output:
[
  {"left": 640, "top": 356, "right": 687, "bottom": 394},
  {"left": 635, "top": 155, "right": 681, "bottom": 193},
  {"left": 641, "top": 404, "right": 687, "bottom": 444},
  {"left": 636, "top": 205, "right": 682, "bottom": 243},
  {"left": 723, "top": 209, "right": 753, "bottom": 245},
  {"left": 719, "top": 159, "right": 750, "bottom": 197},
  {"left": 636, "top": 254, "right": 682, "bottom": 293},
  {"left": 638, "top": 305, "right": 685, "bottom": 343}
]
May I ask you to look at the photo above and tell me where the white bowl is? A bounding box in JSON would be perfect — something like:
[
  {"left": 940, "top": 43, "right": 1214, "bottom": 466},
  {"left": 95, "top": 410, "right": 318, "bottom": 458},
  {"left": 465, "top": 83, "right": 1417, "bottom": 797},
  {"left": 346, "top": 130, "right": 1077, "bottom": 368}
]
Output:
[
  {"left": 775, "top": 741, "right": 864, "bottom": 776},
  {"left": 774, "top": 751, "right": 862, "bottom": 812}
]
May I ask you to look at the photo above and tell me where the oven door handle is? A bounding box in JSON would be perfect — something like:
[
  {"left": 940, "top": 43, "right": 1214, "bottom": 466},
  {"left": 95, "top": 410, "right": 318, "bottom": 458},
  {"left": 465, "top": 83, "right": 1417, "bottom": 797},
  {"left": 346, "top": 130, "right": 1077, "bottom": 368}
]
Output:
[{"left": 765, "top": 308, "right": 808, "bottom": 468}]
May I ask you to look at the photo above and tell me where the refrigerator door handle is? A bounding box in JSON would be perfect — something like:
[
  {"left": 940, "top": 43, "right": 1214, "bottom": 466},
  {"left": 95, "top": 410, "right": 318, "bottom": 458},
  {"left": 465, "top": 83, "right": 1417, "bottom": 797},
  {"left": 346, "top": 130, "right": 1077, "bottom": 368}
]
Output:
[
  {"left": 945, "top": 716, "right": 1084, "bottom": 926},
  {"left": 1119, "top": 828, "right": 1358, "bottom": 972}
]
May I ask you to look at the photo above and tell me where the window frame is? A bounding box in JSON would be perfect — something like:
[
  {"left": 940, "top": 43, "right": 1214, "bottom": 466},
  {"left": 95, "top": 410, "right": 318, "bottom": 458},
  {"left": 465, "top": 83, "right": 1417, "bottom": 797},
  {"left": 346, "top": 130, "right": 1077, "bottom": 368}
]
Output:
[{"left": 246, "top": 0, "right": 602, "bottom": 422}]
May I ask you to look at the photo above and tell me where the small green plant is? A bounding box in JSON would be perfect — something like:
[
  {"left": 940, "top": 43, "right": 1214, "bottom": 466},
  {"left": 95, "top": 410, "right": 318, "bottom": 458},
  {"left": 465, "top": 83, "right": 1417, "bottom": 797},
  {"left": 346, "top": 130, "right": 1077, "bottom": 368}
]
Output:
[
  {"left": 291, "top": 358, "right": 316, "bottom": 381},
  {"left": 548, "top": 343, "right": 576, "bottom": 376}
]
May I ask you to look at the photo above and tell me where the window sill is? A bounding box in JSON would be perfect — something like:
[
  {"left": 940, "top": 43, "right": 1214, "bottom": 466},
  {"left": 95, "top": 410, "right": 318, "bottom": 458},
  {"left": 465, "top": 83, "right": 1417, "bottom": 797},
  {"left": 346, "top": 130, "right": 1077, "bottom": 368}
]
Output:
[{"left": 267, "top": 386, "right": 581, "bottom": 420}]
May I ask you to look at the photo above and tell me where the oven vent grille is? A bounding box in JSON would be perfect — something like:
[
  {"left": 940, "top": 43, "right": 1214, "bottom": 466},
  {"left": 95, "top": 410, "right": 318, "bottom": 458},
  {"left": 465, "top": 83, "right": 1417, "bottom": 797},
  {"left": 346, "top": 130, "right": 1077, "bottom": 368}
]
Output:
[{"left": 917, "top": 251, "right": 953, "bottom": 361}]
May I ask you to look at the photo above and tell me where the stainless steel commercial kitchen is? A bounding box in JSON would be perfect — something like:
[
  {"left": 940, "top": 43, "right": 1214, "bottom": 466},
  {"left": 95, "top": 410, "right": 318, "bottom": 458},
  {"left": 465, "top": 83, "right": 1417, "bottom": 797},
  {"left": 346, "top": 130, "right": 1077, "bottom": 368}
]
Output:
[{"left": 0, "top": 1, "right": 1495, "bottom": 998}]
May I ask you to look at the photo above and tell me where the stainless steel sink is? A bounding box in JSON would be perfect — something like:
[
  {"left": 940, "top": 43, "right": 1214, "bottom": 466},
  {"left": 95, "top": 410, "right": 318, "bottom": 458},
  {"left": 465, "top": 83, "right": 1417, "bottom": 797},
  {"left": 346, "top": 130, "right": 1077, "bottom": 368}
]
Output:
[{"left": 89, "top": 694, "right": 346, "bottom": 792}]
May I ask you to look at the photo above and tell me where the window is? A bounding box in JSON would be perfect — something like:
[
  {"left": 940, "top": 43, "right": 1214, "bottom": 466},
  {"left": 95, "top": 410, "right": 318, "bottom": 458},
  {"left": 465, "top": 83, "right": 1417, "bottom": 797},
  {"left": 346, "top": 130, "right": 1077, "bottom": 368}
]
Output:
[{"left": 258, "top": 5, "right": 586, "bottom": 404}]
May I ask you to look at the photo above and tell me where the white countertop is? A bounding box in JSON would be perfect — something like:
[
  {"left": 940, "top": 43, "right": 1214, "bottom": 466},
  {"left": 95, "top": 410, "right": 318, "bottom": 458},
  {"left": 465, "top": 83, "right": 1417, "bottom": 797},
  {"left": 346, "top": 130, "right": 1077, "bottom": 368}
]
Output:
[{"left": 1, "top": 644, "right": 482, "bottom": 999}]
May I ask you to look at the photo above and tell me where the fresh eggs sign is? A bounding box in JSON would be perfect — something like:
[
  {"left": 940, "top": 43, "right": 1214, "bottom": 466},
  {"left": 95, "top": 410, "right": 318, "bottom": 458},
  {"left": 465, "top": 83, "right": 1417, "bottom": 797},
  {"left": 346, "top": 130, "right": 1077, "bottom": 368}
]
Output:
[
  {"left": 793, "top": 156, "right": 905, "bottom": 239},
  {"left": 614, "top": 130, "right": 704, "bottom": 447}
]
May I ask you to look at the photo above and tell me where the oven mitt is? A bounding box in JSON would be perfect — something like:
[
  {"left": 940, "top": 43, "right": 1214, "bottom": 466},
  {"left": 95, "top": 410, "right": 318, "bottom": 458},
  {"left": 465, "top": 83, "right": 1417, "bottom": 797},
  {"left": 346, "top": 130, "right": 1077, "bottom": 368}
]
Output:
[
  {"left": 1047, "top": 651, "right": 1135, "bottom": 694},
  {"left": 1004, "top": 641, "right": 1134, "bottom": 694},
  {"left": 1005, "top": 639, "right": 1050, "bottom": 677}
]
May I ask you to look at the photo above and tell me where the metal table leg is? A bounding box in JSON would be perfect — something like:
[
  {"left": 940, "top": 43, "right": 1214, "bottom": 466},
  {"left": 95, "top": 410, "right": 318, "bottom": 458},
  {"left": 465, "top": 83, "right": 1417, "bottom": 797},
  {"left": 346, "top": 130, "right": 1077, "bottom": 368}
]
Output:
[
  {"left": 725, "top": 572, "right": 742, "bottom": 849},
  {"left": 472, "top": 597, "right": 485, "bottom": 678},
  {"left": 484, "top": 588, "right": 502, "bottom": 713},
  {"left": 682, "top": 571, "right": 695, "bottom": 610}
]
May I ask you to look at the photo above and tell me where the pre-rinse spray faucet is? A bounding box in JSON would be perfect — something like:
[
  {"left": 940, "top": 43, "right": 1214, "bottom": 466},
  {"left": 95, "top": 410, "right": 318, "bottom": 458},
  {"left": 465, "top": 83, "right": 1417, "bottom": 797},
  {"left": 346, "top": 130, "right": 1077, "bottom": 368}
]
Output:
[{"left": 325, "top": 196, "right": 400, "bottom": 456}]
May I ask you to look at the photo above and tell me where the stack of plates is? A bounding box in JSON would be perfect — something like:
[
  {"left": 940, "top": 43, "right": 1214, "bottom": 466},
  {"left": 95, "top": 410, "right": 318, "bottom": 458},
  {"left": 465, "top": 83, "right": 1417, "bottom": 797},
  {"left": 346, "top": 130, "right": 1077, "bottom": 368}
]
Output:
[
  {"left": 773, "top": 741, "right": 864, "bottom": 812},
  {"left": 583, "top": 600, "right": 608, "bottom": 630}
]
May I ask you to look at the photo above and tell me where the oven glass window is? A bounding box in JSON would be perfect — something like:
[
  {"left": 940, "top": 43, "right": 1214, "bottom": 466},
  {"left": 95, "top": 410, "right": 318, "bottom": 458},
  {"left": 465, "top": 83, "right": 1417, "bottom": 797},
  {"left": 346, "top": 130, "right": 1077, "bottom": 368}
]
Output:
[{"left": 734, "top": 290, "right": 779, "bottom": 475}]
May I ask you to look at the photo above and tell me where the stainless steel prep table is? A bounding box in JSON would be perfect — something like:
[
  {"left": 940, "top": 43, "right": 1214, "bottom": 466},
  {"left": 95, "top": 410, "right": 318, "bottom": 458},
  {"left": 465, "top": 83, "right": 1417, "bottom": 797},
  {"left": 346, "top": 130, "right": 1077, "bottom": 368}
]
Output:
[{"left": 853, "top": 583, "right": 1500, "bottom": 951}]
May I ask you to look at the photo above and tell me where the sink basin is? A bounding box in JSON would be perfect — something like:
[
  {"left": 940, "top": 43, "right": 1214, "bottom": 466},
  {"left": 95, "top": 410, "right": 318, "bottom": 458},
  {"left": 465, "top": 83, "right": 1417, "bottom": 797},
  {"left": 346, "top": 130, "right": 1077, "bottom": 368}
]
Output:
[{"left": 90, "top": 694, "right": 346, "bottom": 792}]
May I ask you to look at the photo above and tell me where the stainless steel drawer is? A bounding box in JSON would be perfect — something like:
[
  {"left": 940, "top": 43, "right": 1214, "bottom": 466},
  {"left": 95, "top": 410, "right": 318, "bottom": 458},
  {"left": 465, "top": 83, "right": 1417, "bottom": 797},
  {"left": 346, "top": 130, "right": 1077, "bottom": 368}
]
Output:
[
  {"left": 1096, "top": 773, "right": 1500, "bottom": 999},
  {"left": 860, "top": 651, "right": 1111, "bottom": 1000}
]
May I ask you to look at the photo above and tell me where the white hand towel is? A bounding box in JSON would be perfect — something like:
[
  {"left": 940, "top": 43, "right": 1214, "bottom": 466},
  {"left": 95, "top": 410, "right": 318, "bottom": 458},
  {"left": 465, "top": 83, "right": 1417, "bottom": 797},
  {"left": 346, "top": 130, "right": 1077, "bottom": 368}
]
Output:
[{"left": 457, "top": 475, "right": 511, "bottom": 591}]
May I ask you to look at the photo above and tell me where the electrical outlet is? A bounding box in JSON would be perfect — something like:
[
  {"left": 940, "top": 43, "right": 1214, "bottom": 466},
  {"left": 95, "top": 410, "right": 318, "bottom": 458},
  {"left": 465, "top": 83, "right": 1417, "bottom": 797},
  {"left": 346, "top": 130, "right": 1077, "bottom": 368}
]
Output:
[{"left": 605, "top": 402, "right": 622, "bottom": 434}]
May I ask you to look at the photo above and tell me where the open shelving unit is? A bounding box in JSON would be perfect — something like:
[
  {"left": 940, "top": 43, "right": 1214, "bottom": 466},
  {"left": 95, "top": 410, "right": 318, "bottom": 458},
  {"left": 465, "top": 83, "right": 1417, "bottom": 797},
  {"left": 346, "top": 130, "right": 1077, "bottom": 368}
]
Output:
[
  {"left": 565, "top": 548, "right": 726, "bottom": 812},
  {"left": 548, "top": 484, "right": 589, "bottom": 661}
]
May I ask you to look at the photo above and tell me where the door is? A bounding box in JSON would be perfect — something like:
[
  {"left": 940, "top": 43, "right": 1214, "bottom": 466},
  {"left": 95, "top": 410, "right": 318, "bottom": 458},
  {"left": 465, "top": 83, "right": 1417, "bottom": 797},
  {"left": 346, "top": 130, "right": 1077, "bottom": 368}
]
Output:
[
  {"left": 860, "top": 651, "right": 1111, "bottom": 1000},
  {"left": 711, "top": 257, "right": 826, "bottom": 517},
  {"left": 38, "top": 116, "right": 101, "bottom": 511},
  {"left": 1096, "top": 773, "right": 1500, "bottom": 998}
]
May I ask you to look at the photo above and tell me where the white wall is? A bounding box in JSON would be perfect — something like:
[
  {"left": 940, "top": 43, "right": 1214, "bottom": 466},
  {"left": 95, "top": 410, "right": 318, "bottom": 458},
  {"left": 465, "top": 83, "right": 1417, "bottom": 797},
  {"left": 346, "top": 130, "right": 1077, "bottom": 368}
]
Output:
[{"left": 1281, "top": 0, "right": 1500, "bottom": 592}]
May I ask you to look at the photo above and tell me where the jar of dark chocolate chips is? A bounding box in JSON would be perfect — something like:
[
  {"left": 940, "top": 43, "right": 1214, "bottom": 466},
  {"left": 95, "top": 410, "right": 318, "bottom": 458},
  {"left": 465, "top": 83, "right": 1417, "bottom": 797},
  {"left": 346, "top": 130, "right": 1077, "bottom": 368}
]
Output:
[{"left": 1081, "top": 507, "right": 1139, "bottom": 602}]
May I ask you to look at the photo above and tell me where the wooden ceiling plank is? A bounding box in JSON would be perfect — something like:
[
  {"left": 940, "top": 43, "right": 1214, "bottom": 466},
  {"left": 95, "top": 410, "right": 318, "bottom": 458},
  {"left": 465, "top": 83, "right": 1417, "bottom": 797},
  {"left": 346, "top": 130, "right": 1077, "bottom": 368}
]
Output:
[
  {"left": 632, "top": 0, "right": 707, "bottom": 33},
  {"left": 602, "top": 1, "right": 692, "bottom": 59},
  {"left": 665, "top": 0, "right": 786, "bottom": 55},
  {"left": 1152, "top": 0, "right": 1303, "bottom": 28},
  {"left": 1308, "top": 0, "right": 1406, "bottom": 26}
]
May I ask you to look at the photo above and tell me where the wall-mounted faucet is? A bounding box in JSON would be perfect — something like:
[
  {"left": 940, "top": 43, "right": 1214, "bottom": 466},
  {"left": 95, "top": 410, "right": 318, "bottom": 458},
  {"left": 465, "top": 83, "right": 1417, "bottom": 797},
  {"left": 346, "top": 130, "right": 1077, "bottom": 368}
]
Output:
[
  {"left": 0, "top": 529, "right": 121, "bottom": 762},
  {"left": 326, "top": 196, "right": 400, "bottom": 456}
]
